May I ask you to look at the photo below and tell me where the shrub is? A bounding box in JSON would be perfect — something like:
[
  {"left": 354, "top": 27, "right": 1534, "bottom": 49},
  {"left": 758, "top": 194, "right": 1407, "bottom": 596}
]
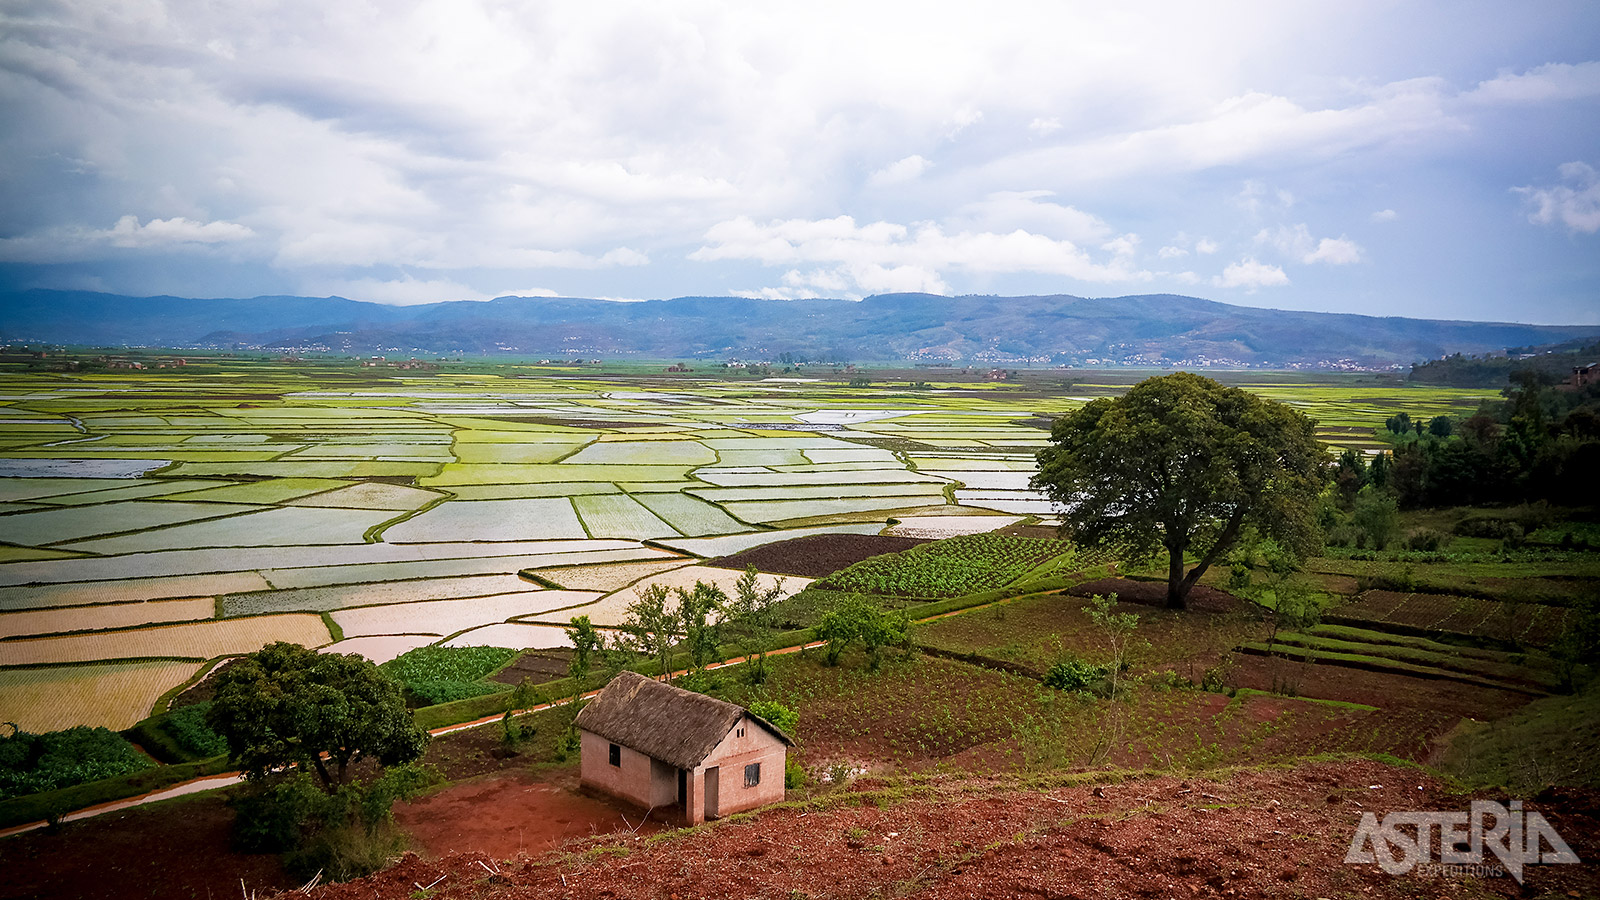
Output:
[
  {"left": 0, "top": 724, "right": 153, "bottom": 801},
  {"left": 747, "top": 700, "right": 799, "bottom": 735},
  {"left": 230, "top": 764, "right": 438, "bottom": 882},
  {"left": 784, "top": 758, "right": 808, "bottom": 790},
  {"left": 159, "top": 702, "right": 228, "bottom": 759},
  {"left": 1042, "top": 654, "right": 1106, "bottom": 692},
  {"left": 1402, "top": 528, "right": 1451, "bottom": 552}
]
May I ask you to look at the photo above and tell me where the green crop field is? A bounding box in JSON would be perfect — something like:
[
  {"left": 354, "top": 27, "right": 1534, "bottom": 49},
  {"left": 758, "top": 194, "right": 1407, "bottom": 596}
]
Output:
[{"left": 0, "top": 360, "right": 1511, "bottom": 740}]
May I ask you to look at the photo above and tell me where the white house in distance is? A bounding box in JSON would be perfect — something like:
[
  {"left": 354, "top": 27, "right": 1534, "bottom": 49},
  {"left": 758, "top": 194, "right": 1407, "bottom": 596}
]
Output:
[{"left": 573, "top": 671, "right": 794, "bottom": 825}]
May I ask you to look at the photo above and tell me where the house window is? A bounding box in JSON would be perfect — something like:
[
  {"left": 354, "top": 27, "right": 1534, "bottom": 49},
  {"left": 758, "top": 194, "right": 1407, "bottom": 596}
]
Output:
[
  {"left": 736, "top": 726, "right": 745, "bottom": 738},
  {"left": 608, "top": 743, "right": 621, "bottom": 767},
  {"left": 744, "top": 762, "right": 761, "bottom": 787}
]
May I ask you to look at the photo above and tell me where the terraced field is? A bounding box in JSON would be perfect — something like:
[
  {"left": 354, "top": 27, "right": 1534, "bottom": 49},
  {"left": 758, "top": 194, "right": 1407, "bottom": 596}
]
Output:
[{"left": 0, "top": 364, "right": 1499, "bottom": 733}]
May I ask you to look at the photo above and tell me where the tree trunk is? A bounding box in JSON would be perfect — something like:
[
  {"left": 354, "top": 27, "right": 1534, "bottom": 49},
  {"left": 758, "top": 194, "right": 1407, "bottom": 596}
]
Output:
[
  {"left": 1166, "top": 536, "right": 1187, "bottom": 609},
  {"left": 1172, "top": 508, "right": 1249, "bottom": 609}
]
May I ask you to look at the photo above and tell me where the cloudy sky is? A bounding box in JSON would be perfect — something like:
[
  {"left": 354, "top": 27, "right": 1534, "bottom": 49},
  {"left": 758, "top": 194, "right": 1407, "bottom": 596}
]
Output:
[{"left": 2, "top": 2, "right": 1597, "bottom": 324}]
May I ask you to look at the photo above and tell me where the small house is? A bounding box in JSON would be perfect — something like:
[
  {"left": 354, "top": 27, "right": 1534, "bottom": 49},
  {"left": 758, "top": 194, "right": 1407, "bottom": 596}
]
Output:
[{"left": 574, "top": 671, "right": 794, "bottom": 825}]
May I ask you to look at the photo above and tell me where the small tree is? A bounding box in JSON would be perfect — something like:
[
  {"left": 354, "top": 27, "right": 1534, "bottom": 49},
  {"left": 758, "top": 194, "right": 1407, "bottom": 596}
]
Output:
[
  {"left": 676, "top": 581, "right": 728, "bottom": 674},
  {"left": 564, "top": 614, "right": 603, "bottom": 682},
  {"left": 813, "top": 594, "right": 908, "bottom": 671},
  {"left": 726, "top": 566, "right": 786, "bottom": 684},
  {"left": 1351, "top": 486, "right": 1400, "bottom": 550},
  {"left": 207, "top": 642, "right": 428, "bottom": 790},
  {"left": 621, "top": 584, "right": 679, "bottom": 682},
  {"left": 1085, "top": 593, "right": 1138, "bottom": 699}
]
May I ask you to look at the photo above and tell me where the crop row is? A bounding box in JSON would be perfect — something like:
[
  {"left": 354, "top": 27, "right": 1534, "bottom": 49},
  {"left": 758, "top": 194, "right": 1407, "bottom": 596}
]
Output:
[{"left": 816, "top": 534, "right": 1078, "bottom": 598}]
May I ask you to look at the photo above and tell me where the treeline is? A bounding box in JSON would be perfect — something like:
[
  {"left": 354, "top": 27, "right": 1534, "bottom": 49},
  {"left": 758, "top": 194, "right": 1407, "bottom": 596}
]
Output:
[
  {"left": 1409, "top": 339, "right": 1599, "bottom": 387},
  {"left": 1335, "top": 375, "right": 1599, "bottom": 513}
]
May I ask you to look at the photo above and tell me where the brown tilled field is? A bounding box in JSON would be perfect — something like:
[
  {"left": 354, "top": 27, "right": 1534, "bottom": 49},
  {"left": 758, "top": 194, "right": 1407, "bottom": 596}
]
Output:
[{"left": 706, "top": 533, "right": 930, "bottom": 578}]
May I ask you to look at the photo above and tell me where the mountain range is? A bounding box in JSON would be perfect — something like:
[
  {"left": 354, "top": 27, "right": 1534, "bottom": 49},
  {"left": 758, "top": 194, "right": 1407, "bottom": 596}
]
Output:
[{"left": 2, "top": 289, "right": 1593, "bottom": 368}]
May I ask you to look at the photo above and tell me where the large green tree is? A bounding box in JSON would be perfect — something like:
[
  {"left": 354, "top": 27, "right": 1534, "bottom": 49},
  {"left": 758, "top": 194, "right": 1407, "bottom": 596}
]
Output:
[
  {"left": 1032, "top": 372, "right": 1325, "bottom": 608},
  {"left": 207, "top": 642, "right": 429, "bottom": 789}
]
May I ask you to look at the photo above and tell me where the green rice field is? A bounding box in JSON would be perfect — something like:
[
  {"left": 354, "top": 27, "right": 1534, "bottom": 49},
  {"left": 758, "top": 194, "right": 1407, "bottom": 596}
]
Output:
[{"left": 0, "top": 361, "right": 1499, "bottom": 732}]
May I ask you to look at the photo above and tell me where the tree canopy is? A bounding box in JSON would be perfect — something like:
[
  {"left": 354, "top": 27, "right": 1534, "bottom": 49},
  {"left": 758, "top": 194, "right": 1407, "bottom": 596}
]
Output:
[
  {"left": 207, "top": 641, "right": 429, "bottom": 789},
  {"left": 1032, "top": 372, "right": 1325, "bottom": 608}
]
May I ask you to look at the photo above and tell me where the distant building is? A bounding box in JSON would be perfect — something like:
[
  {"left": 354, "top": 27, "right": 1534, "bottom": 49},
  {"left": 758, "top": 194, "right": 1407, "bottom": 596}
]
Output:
[
  {"left": 1571, "top": 362, "right": 1598, "bottom": 390},
  {"left": 574, "top": 672, "right": 793, "bottom": 825}
]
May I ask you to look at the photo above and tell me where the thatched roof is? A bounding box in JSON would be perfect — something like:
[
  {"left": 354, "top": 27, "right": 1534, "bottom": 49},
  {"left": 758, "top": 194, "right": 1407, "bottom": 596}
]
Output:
[{"left": 574, "top": 671, "right": 794, "bottom": 770}]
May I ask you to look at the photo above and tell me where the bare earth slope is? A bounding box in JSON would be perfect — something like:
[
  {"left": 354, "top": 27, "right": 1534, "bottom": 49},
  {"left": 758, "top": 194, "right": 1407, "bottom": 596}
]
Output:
[{"left": 297, "top": 758, "right": 1598, "bottom": 900}]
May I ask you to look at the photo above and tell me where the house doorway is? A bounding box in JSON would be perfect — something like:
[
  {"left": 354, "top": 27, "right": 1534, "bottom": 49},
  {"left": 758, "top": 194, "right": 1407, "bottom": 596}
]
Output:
[
  {"left": 677, "top": 768, "right": 687, "bottom": 814},
  {"left": 704, "top": 767, "right": 720, "bottom": 820}
]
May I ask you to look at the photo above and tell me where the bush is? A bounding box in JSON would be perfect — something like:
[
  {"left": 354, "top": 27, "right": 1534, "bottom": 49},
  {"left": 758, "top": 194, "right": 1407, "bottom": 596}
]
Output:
[
  {"left": 404, "top": 679, "right": 509, "bottom": 706},
  {"left": 1402, "top": 528, "right": 1451, "bottom": 552},
  {"left": 747, "top": 700, "right": 799, "bottom": 735},
  {"left": 0, "top": 725, "right": 153, "bottom": 801},
  {"left": 159, "top": 702, "right": 228, "bottom": 759},
  {"left": 231, "top": 764, "right": 438, "bottom": 882},
  {"left": 1042, "top": 654, "right": 1106, "bottom": 692},
  {"left": 784, "top": 758, "right": 808, "bottom": 790}
]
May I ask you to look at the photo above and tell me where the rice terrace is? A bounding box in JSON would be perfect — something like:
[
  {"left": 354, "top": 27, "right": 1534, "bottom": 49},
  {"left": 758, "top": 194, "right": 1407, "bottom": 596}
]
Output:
[
  {"left": 5, "top": 4, "right": 1600, "bottom": 897},
  {"left": 0, "top": 351, "right": 1594, "bottom": 900}
]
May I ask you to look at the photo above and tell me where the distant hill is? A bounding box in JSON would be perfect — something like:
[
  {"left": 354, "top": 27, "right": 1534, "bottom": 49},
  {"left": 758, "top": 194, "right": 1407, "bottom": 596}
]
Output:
[{"left": 1, "top": 289, "right": 1593, "bottom": 368}]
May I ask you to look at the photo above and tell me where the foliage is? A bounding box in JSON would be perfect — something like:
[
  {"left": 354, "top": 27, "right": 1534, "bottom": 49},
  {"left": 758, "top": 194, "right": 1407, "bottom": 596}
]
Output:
[
  {"left": 381, "top": 645, "right": 516, "bottom": 706},
  {"left": 814, "top": 593, "right": 911, "bottom": 670},
  {"left": 564, "top": 615, "right": 603, "bottom": 682},
  {"left": 784, "top": 758, "right": 808, "bottom": 790},
  {"left": 1085, "top": 593, "right": 1139, "bottom": 699},
  {"left": 725, "top": 566, "right": 786, "bottom": 684},
  {"left": 817, "top": 534, "right": 1080, "bottom": 599},
  {"left": 0, "top": 723, "right": 153, "bottom": 801},
  {"left": 208, "top": 642, "right": 430, "bottom": 790},
  {"left": 620, "top": 583, "right": 679, "bottom": 682},
  {"left": 1042, "top": 654, "right": 1106, "bottom": 693},
  {"left": 1378, "top": 376, "right": 1600, "bottom": 508},
  {"left": 231, "top": 763, "right": 438, "bottom": 882},
  {"left": 677, "top": 580, "right": 729, "bottom": 673},
  {"left": 1350, "top": 487, "right": 1400, "bottom": 550},
  {"left": 747, "top": 699, "right": 799, "bottom": 735},
  {"left": 159, "top": 701, "right": 229, "bottom": 759},
  {"left": 1033, "top": 372, "right": 1325, "bottom": 608}
]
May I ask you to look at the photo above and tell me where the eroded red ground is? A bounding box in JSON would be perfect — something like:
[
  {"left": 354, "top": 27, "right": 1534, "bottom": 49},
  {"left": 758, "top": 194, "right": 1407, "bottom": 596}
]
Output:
[{"left": 292, "top": 759, "right": 1600, "bottom": 900}]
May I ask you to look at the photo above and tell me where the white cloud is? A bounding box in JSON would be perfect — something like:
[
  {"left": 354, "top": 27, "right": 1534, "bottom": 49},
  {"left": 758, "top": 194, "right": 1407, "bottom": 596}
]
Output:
[
  {"left": 1256, "top": 224, "right": 1363, "bottom": 265},
  {"left": 0, "top": 216, "right": 255, "bottom": 263},
  {"left": 1028, "top": 117, "right": 1062, "bottom": 136},
  {"left": 1469, "top": 62, "right": 1600, "bottom": 105},
  {"left": 1194, "top": 238, "right": 1220, "bottom": 255},
  {"left": 1214, "top": 258, "right": 1289, "bottom": 291},
  {"left": 868, "top": 155, "right": 933, "bottom": 187},
  {"left": 1370, "top": 208, "right": 1398, "bottom": 222},
  {"left": 1158, "top": 245, "right": 1189, "bottom": 259},
  {"left": 106, "top": 215, "right": 255, "bottom": 247},
  {"left": 306, "top": 275, "right": 491, "bottom": 306},
  {"left": 1516, "top": 162, "right": 1600, "bottom": 234},
  {"left": 694, "top": 214, "right": 1151, "bottom": 298}
]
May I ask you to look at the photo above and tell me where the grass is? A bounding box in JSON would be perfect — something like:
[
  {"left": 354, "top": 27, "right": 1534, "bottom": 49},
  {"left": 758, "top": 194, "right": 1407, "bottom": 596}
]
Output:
[{"left": 1436, "top": 679, "right": 1600, "bottom": 792}]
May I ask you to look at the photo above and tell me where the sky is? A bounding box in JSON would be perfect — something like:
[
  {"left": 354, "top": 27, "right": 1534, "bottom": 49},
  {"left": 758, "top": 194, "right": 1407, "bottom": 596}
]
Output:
[{"left": 1, "top": 2, "right": 1597, "bottom": 325}]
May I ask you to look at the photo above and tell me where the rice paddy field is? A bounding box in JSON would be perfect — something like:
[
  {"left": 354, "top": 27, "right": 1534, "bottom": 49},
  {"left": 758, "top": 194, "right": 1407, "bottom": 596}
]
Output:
[{"left": 0, "top": 361, "right": 1497, "bottom": 731}]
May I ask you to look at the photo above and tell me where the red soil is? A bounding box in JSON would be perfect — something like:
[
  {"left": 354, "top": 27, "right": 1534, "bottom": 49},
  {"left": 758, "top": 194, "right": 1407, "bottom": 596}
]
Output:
[
  {"left": 1067, "top": 576, "right": 1245, "bottom": 613},
  {"left": 0, "top": 791, "right": 291, "bottom": 900},
  {"left": 287, "top": 759, "right": 1600, "bottom": 900},
  {"left": 393, "top": 770, "right": 662, "bottom": 861}
]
